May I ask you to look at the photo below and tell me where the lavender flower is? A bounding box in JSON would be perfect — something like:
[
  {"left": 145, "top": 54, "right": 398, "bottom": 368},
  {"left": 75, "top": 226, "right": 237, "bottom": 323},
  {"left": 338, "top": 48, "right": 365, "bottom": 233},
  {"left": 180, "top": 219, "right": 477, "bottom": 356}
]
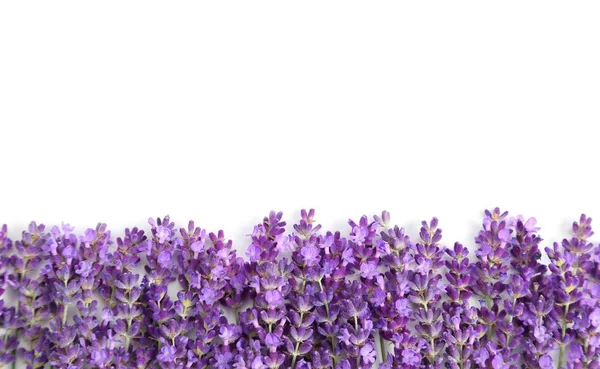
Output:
[
  {"left": 0, "top": 224, "right": 19, "bottom": 366},
  {"left": 240, "top": 211, "right": 291, "bottom": 368},
  {"left": 409, "top": 218, "right": 446, "bottom": 369},
  {"left": 546, "top": 214, "right": 599, "bottom": 368},
  {"left": 372, "top": 212, "right": 420, "bottom": 368},
  {"left": 442, "top": 242, "right": 486, "bottom": 369}
]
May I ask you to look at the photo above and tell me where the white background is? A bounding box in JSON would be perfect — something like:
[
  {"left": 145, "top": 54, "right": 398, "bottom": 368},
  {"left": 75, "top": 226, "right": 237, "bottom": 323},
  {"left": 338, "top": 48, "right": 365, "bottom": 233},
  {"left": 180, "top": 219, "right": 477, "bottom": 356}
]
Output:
[{"left": 1, "top": 1, "right": 600, "bottom": 255}]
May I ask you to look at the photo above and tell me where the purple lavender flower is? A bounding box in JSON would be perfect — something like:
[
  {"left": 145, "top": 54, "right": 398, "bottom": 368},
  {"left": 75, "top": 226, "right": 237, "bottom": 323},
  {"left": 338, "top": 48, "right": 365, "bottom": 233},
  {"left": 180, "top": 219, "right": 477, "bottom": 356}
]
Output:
[
  {"left": 157, "top": 344, "right": 177, "bottom": 362},
  {"left": 442, "top": 242, "right": 486, "bottom": 369},
  {"left": 401, "top": 348, "right": 420, "bottom": 365},
  {"left": 408, "top": 218, "right": 446, "bottom": 368},
  {"left": 545, "top": 214, "right": 599, "bottom": 368},
  {"left": 265, "top": 290, "right": 284, "bottom": 309},
  {"left": 360, "top": 261, "right": 378, "bottom": 280},
  {"left": 0, "top": 224, "right": 18, "bottom": 366}
]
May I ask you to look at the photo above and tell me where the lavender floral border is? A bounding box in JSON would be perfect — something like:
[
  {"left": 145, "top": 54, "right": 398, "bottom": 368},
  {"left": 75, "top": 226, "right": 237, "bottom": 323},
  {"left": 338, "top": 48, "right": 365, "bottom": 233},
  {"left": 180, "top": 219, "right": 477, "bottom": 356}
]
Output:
[{"left": 1, "top": 208, "right": 598, "bottom": 368}]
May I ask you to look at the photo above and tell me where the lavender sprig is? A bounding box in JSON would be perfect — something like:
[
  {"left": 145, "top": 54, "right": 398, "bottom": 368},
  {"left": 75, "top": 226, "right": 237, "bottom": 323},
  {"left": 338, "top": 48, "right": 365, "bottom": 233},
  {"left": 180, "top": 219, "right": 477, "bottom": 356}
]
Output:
[
  {"left": 442, "top": 242, "right": 486, "bottom": 369},
  {"left": 409, "top": 218, "right": 446, "bottom": 369},
  {"left": 0, "top": 224, "right": 18, "bottom": 367},
  {"left": 546, "top": 214, "right": 597, "bottom": 368}
]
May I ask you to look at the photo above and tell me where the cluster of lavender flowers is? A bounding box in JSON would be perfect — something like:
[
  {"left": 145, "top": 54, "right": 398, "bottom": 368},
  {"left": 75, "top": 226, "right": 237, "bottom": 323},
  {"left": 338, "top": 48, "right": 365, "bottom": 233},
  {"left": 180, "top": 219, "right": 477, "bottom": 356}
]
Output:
[{"left": 0, "top": 209, "right": 599, "bottom": 369}]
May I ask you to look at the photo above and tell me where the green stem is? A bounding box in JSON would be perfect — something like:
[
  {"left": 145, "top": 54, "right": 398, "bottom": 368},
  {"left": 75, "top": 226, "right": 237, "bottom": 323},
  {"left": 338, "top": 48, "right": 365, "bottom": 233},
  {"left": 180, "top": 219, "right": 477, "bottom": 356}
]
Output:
[
  {"left": 318, "top": 279, "right": 337, "bottom": 365},
  {"left": 11, "top": 267, "right": 27, "bottom": 369},
  {"left": 380, "top": 335, "right": 387, "bottom": 362},
  {"left": 558, "top": 304, "right": 570, "bottom": 369},
  {"left": 125, "top": 317, "right": 133, "bottom": 351},
  {"left": 62, "top": 304, "right": 69, "bottom": 326},
  {"left": 109, "top": 289, "right": 115, "bottom": 308},
  {"left": 354, "top": 316, "right": 359, "bottom": 367},
  {"left": 317, "top": 280, "right": 330, "bottom": 318},
  {"left": 330, "top": 336, "right": 337, "bottom": 364},
  {"left": 290, "top": 341, "right": 300, "bottom": 368},
  {"left": 558, "top": 345, "right": 565, "bottom": 369},
  {"left": 61, "top": 277, "right": 69, "bottom": 326},
  {"left": 486, "top": 297, "right": 493, "bottom": 340},
  {"left": 12, "top": 301, "right": 21, "bottom": 367},
  {"left": 430, "top": 337, "right": 435, "bottom": 363},
  {"left": 561, "top": 304, "right": 569, "bottom": 338}
]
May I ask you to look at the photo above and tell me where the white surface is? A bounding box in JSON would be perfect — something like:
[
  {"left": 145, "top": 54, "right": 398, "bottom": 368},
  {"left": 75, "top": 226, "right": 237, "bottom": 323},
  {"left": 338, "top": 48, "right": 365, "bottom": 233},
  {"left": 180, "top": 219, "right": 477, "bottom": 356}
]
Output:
[{"left": 0, "top": 1, "right": 599, "bottom": 254}]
